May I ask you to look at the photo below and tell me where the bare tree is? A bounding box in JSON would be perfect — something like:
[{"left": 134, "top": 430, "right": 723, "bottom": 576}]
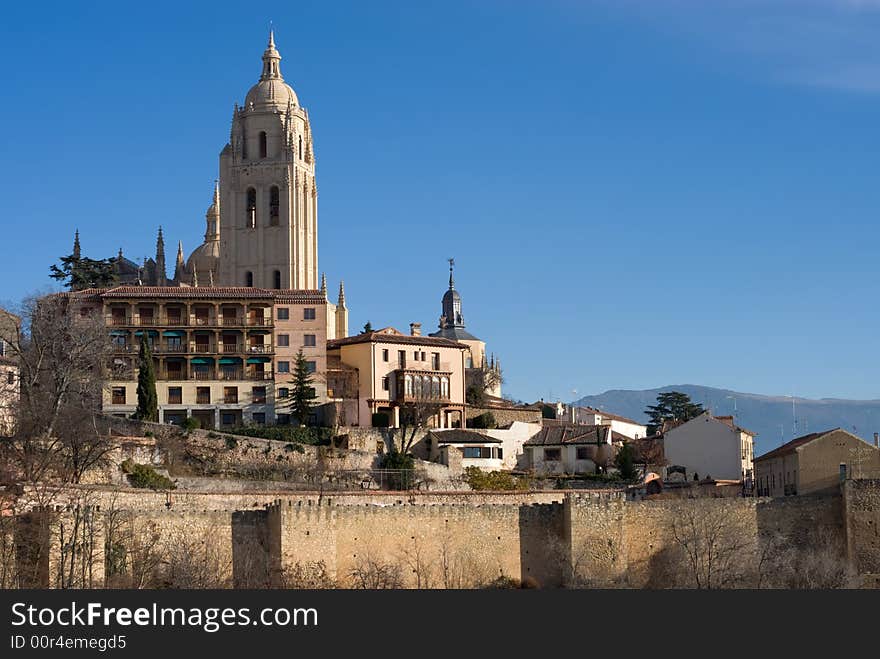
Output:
[
  {"left": 756, "top": 527, "right": 859, "bottom": 589},
  {"left": 398, "top": 537, "right": 434, "bottom": 589},
  {"left": 348, "top": 548, "right": 404, "bottom": 589},
  {"left": 390, "top": 400, "right": 443, "bottom": 455},
  {"left": 0, "top": 294, "right": 114, "bottom": 488},
  {"left": 281, "top": 560, "right": 336, "bottom": 589},
  {"left": 668, "top": 498, "right": 755, "bottom": 589}
]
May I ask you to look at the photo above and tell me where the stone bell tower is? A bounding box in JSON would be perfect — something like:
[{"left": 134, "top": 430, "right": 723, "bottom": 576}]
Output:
[{"left": 217, "top": 31, "right": 318, "bottom": 290}]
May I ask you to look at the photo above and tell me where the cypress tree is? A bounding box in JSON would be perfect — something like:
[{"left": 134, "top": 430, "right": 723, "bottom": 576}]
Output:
[
  {"left": 290, "top": 348, "right": 318, "bottom": 426},
  {"left": 135, "top": 334, "right": 158, "bottom": 422}
]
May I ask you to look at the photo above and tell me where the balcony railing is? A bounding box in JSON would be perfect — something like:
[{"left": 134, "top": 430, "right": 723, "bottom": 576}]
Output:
[
  {"left": 247, "top": 317, "right": 272, "bottom": 326},
  {"left": 109, "top": 317, "right": 130, "bottom": 326},
  {"left": 219, "top": 343, "right": 242, "bottom": 353},
  {"left": 246, "top": 344, "right": 273, "bottom": 354},
  {"left": 192, "top": 343, "right": 216, "bottom": 354}
]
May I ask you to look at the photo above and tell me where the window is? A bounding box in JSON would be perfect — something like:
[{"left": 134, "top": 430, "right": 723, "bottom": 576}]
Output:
[
  {"left": 277, "top": 414, "right": 290, "bottom": 425},
  {"left": 432, "top": 352, "right": 440, "bottom": 370},
  {"left": 304, "top": 334, "right": 316, "bottom": 347},
  {"left": 224, "top": 386, "right": 238, "bottom": 404},
  {"left": 277, "top": 308, "right": 289, "bottom": 320},
  {"left": 306, "top": 361, "right": 316, "bottom": 374},
  {"left": 277, "top": 387, "right": 289, "bottom": 399},
  {"left": 462, "top": 447, "right": 492, "bottom": 459},
  {"left": 303, "top": 308, "right": 316, "bottom": 320},
  {"left": 398, "top": 350, "right": 406, "bottom": 368},
  {"left": 382, "top": 377, "right": 389, "bottom": 391},
  {"left": 221, "top": 412, "right": 237, "bottom": 426},
  {"left": 269, "top": 186, "right": 280, "bottom": 225},
  {"left": 252, "top": 412, "right": 266, "bottom": 425},
  {"left": 298, "top": 134, "right": 303, "bottom": 159},
  {"left": 576, "top": 447, "right": 590, "bottom": 460},
  {"left": 246, "top": 188, "right": 256, "bottom": 228},
  {"left": 259, "top": 131, "right": 267, "bottom": 158},
  {"left": 168, "top": 386, "right": 182, "bottom": 405},
  {"left": 252, "top": 386, "right": 267, "bottom": 404},
  {"left": 6, "top": 371, "right": 14, "bottom": 385},
  {"left": 196, "top": 387, "right": 211, "bottom": 404},
  {"left": 440, "top": 377, "right": 449, "bottom": 399},
  {"left": 0, "top": 340, "right": 4, "bottom": 356},
  {"left": 382, "top": 349, "right": 389, "bottom": 362},
  {"left": 112, "top": 334, "right": 127, "bottom": 349},
  {"left": 245, "top": 271, "right": 254, "bottom": 287},
  {"left": 544, "top": 448, "right": 561, "bottom": 462},
  {"left": 497, "top": 448, "right": 503, "bottom": 460},
  {"left": 111, "top": 387, "right": 126, "bottom": 405},
  {"left": 277, "top": 361, "right": 290, "bottom": 373},
  {"left": 421, "top": 352, "right": 426, "bottom": 361},
  {"left": 277, "top": 334, "right": 290, "bottom": 347},
  {"left": 273, "top": 270, "right": 282, "bottom": 289}
]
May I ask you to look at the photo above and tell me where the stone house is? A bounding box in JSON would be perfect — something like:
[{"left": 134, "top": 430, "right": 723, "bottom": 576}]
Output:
[{"left": 754, "top": 428, "right": 880, "bottom": 497}]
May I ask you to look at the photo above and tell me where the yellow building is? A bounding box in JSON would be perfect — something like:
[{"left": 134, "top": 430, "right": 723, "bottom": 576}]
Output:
[
  {"left": 326, "top": 326, "right": 468, "bottom": 429},
  {"left": 754, "top": 428, "right": 880, "bottom": 497}
]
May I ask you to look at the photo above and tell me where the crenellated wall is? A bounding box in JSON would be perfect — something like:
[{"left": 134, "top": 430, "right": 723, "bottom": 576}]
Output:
[{"left": 6, "top": 481, "right": 876, "bottom": 589}]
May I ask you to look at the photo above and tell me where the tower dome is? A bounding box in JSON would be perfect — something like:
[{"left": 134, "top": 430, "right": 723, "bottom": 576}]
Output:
[
  {"left": 185, "top": 182, "right": 221, "bottom": 283},
  {"left": 244, "top": 30, "right": 299, "bottom": 110}
]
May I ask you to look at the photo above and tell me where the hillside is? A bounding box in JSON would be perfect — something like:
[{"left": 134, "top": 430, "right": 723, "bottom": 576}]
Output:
[{"left": 573, "top": 384, "right": 880, "bottom": 455}]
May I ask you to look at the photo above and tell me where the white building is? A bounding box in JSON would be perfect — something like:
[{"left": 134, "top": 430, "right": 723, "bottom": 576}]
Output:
[
  {"left": 572, "top": 406, "right": 647, "bottom": 440},
  {"left": 662, "top": 411, "right": 755, "bottom": 482},
  {"left": 429, "top": 421, "right": 542, "bottom": 471}
]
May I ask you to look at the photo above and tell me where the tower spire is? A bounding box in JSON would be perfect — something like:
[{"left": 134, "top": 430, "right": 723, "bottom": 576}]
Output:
[
  {"left": 155, "top": 227, "right": 167, "bottom": 285},
  {"left": 338, "top": 280, "right": 346, "bottom": 307},
  {"left": 448, "top": 257, "right": 455, "bottom": 289},
  {"left": 73, "top": 230, "right": 81, "bottom": 259},
  {"left": 174, "top": 241, "right": 185, "bottom": 282},
  {"left": 320, "top": 272, "right": 327, "bottom": 296},
  {"left": 205, "top": 180, "right": 220, "bottom": 242},
  {"left": 260, "top": 28, "right": 283, "bottom": 81}
]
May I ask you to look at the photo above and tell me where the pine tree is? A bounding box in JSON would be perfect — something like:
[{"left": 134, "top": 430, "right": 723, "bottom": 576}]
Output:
[
  {"left": 644, "top": 391, "right": 704, "bottom": 435},
  {"left": 362, "top": 321, "right": 373, "bottom": 334},
  {"left": 290, "top": 349, "right": 318, "bottom": 426},
  {"left": 49, "top": 254, "right": 117, "bottom": 290},
  {"left": 134, "top": 334, "right": 158, "bottom": 422}
]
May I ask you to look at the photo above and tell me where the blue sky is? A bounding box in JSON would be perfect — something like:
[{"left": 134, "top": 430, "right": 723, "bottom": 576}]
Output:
[{"left": 2, "top": 0, "right": 880, "bottom": 404}]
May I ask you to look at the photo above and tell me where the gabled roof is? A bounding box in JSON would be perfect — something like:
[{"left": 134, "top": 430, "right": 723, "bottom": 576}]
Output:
[
  {"left": 428, "top": 429, "right": 501, "bottom": 444},
  {"left": 327, "top": 328, "right": 468, "bottom": 350},
  {"left": 752, "top": 428, "right": 866, "bottom": 463},
  {"left": 524, "top": 425, "right": 628, "bottom": 446},
  {"left": 665, "top": 411, "right": 756, "bottom": 437},
  {"left": 577, "top": 406, "right": 644, "bottom": 426}
]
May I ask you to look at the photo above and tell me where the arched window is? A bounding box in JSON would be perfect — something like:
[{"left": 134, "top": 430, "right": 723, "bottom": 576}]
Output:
[
  {"left": 245, "top": 271, "right": 253, "bottom": 287},
  {"left": 413, "top": 376, "right": 421, "bottom": 398},
  {"left": 269, "top": 186, "right": 280, "bottom": 226},
  {"left": 298, "top": 135, "right": 303, "bottom": 159},
  {"left": 440, "top": 377, "right": 449, "bottom": 399},
  {"left": 259, "top": 131, "right": 267, "bottom": 159},
  {"left": 404, "top": 375, "right": 413, "bottom": 397},
  {"left": 273, "top": 270, "right": 281, "bottom": 289},
  {"left": 432, "top": 377, "right": 440, "bottom": 398},
  {"left": 246, "top": 188, "right": 257, "bottom": 228}
]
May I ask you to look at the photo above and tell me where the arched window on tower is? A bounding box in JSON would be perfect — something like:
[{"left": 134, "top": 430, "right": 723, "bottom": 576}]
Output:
[
  {"left": 273, "top": 270, "right": 281, "bottom": 289},
  {"left": 246, "top": 188, "right": 256, "bottom": 228},
  {"left": 269, "top": 186, "right": 280, "bottom": 226},
  {"left": 298, "top": 135, "right": 303, "bottom": 160},
  {"left": 259, "top": 131, "right": 267, "bottom": 159},
  {"left": 245, "top": 271, "right": 253, "bottom": 287}
]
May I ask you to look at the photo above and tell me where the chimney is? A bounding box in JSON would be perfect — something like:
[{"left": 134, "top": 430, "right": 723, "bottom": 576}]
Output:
[
  {"left": 409, "top": 322, "right": 421, "bottom": 337},
  {"left": 874, "top": 432, "right": 879, "bottom": 448}
]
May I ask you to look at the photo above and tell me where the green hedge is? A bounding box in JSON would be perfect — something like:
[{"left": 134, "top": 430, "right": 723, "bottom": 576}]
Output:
[
  {"left": 463, "top": 467, "right": 529, "bottom": 491},
  {"left": 224, "top": 425, "right": 333, "bottom": 445}
]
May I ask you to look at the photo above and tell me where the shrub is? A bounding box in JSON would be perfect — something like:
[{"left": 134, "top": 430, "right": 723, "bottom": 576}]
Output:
[
  {"left": 284, "top": 443, "right": 304, "bottom": 453},
  {"left": 225, "top": 436, "right": 239, "bottom": 450},
  {"left": 614, "top": 442, "right": 638, "bottom": 481},
  {"left": 463, "top": 466, "right": 527, "bottom": 491},
  {"left": 371, "top": 412, "right": 390, "bottom": 428},
  {"left": 182, "top": 417, "right": 200, "bottom": 433},
  {"left": 121, "top": 459, "right": 176, "bottom": 490},
  {"left": 468, "top": 412, "right": 497, "bottom": 429},
  {"left": 379, "top": 449, "right": 415, "bottom": 490}
]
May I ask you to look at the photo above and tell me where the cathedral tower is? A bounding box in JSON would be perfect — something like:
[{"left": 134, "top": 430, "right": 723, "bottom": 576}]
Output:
[{"left": 217, "top": 31, "right": 318, "bottom": 289}]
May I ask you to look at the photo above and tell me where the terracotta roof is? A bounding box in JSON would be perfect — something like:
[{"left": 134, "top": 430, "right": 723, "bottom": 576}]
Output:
[
  {"left": 328, "top": 328, "right": 468, "bottom": 350},
  {"left": 577, "top": 406, "right": 643, "bottom": 426},
  {"left": 754, "top": 429, "right": 837, "bottom": 463},
  {"left": 66, "top": 286, "right": 325, "bottom": 302},
  {"left": 429, "top": 429, "right": 501, "bottom": 444},
  {"left": 524, "top": 425, "right": 628, "bottom": 446}
]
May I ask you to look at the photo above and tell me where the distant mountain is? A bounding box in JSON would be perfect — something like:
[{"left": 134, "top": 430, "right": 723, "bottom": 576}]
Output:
[{"left": 573, "top": 384, "right": 880, "bottom": 455}]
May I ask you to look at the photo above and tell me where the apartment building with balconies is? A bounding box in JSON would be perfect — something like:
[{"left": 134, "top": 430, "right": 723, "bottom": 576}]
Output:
[{"left": 326, "top": 326, "right": 468, "bottom": 429}]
